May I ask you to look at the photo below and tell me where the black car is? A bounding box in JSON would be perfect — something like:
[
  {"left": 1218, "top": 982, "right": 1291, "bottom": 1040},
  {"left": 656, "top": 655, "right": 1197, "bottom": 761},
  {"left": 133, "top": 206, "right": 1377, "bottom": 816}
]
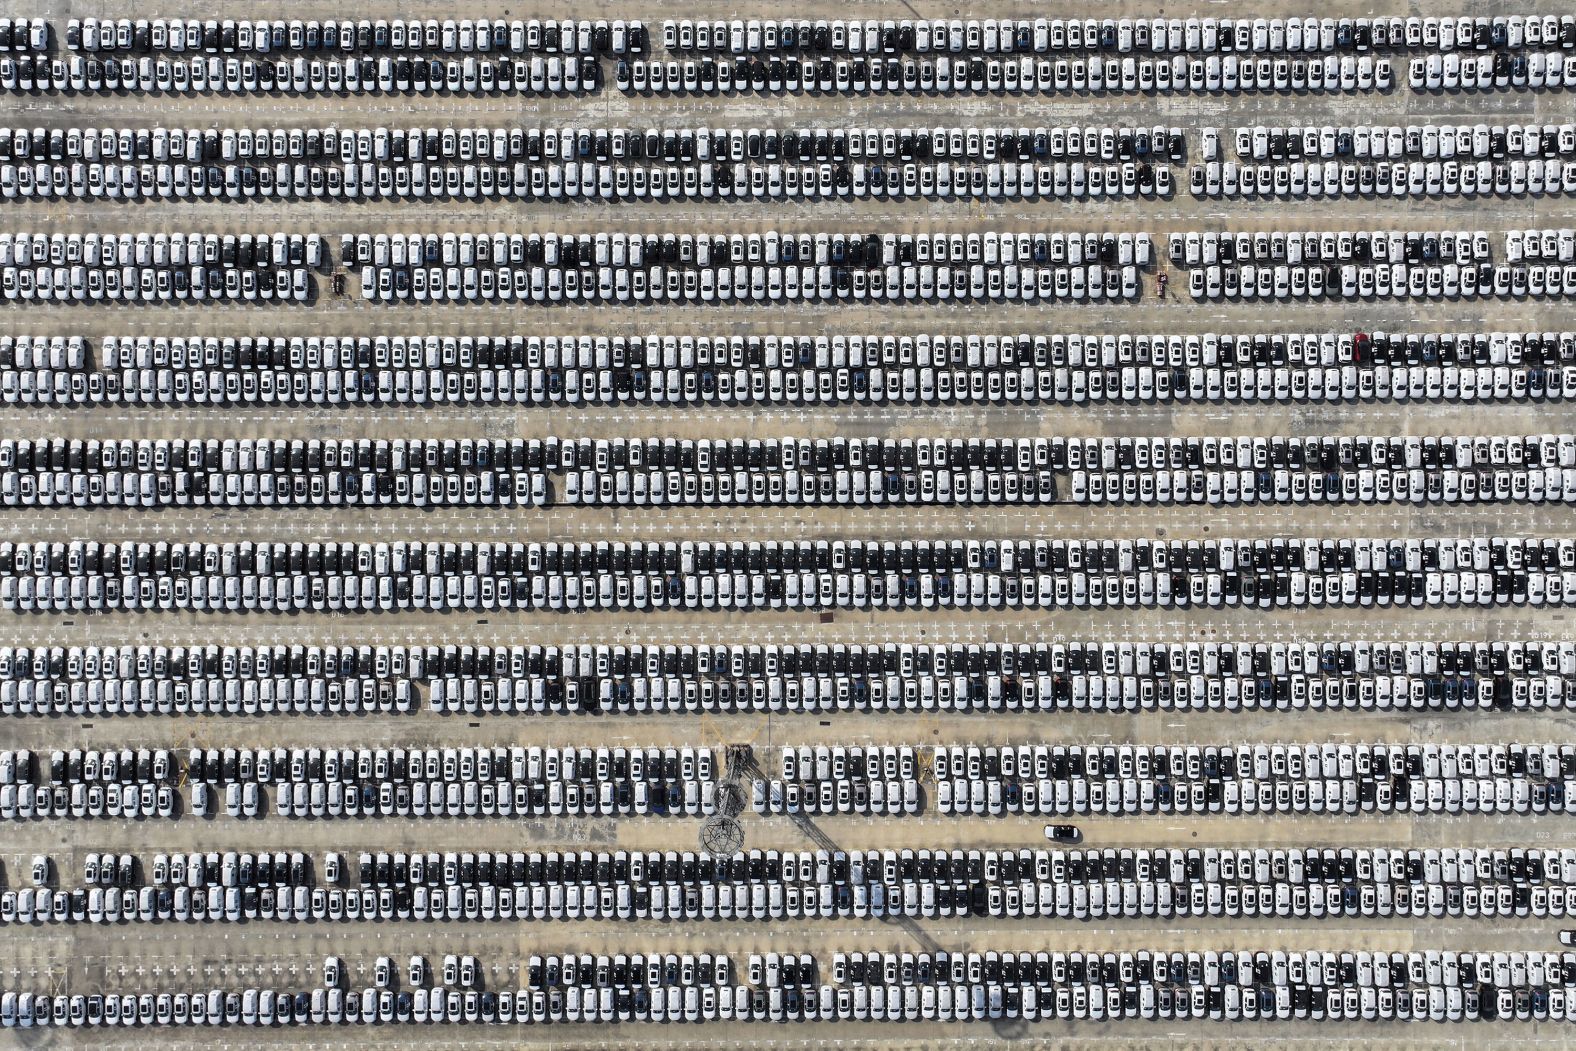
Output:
[{"left": 1046, "top": 824, "right": 1082, "bottom": 843}]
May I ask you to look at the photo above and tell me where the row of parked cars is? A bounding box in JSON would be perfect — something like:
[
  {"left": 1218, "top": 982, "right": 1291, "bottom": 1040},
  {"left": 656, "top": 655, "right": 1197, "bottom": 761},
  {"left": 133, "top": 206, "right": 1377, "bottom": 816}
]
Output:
[
  {"left": 0, "top": 156, "right": 1172, "bottom": 202},
  {"left": 62, "top": 18, "right": 646, "bottom": 55},
  {"left": 0, "top": 779, "right": 174, "bottom": 820},
  {"left": 11, "top": 431, "right": 1576, "bottom": 472},
  {"left": 39, "top": 227, "right": 1555, "bottom": 275},
  {"left": 3, "top": 18, "right": 1568, "bottom": 97},
  {"left": 1, "top": 124, "right": 1182, "bottom": 167},
  {"left": 1190, "top": 122, "right": 1576, "bottom": 197},
  {"left": 75, "top": 329, "right": 1576, "bottom": 370},
  {"left": 0, "top": 748, "right": 181, "bottom": 820},
  {"left": 1, "top": 52, "right": 599, "bottom": 95},
  {"left": 3, "top": 329, "right": 1572, "bottom": 408},
  {"left": 416, "top": 638, "right": 1576, "bottom": 715},
  {"left": 0, "top": 123, "right": 1183, "bottom": 202},
  {"left": 8, "top": 225, "right": 1572, "bottom": 306},
  {"left": 28, "top": 842, "right": 1576, "bottom": 899},
  {"left": 79, "top": 849, "right": 311, "bottom": 888},
  {"left": 658, "top": 16, "right": 1576, "bottom": 55},
  {"left": 1, "top": 743, "right": 723, "bottom": 821},
  {"left": 344, "top": 228, "right": 1154, "bottom": 267},
  {"left": 1513, "top": 229, "right": 1576, "bottom": 260},
  {"left": 1190, "top": 155, "right": 1576, "bottom": 199},
  {"left": 347, "top": 228, "right": 1152, "bottom": 303},
  {"left": 1168, "top": 227, "right": 1576, "bottom": 300},
  {"left": 1, "top": 231, "right": 322, "bottom": 270},
  {"left": 1231, "top": 123, "right": 1576, "bottom": 161},
  {"left": 26, "top": 16, "right": 1576, "bottom": 58},
  {"left": 0, "top": 231, "right": 322, "bottom": 302},
  {"left": 930, "top": 741, "right": 1576, "bottom": 780},
  {"left": 1170, "top": 227, "right": 1496, "bottom": 264},
  {"left": 2, "top": 156, "right": 1168, "bottom": 200},
  {"left": 6, "top": 536, "right": 1576, "bottom": 614},
  {"left": 1, "top": 638, "right": 1565, "bottom": 719},
  {"left": 9, "top": 740, "right": 1574, "bottom": 819},
  {"left": 9, "top": 844, "right": 1576, "bottom": 927},
  {"left": 188, "top": 744, "right": 715, "bottom": 787},
  {"left": 3, "top": 948, "right": 1574, "bottom": 1026},
  {"left": 615, "top": 52, "right": 1395, "bottom": 95},
  {"left": 1183, "top": 259, "right": 1576, "bottom": 299},
  {"left": 0, "top": 19, "right": 47, "bottom": 52},
  {"left": 352, "top": 259, "right": 1145, "bottom": 302},
  {"left": 6, "top": 433, "right": 1576, "bottom": 509},
  {"left": 1410, "top": 50, "right": 1576, "bottom": 90},
  {"left": 0, "top": 671, "right": 412, "bottom": 719},
  {"left": 6, "top": 742, "right": 715, "bottom": 788},
  {"left": 1, "top": 746, "right": 172, "bottom": 784},
  {"left": 900, "top": 743, "right": 1576, "bottom": 816}
]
